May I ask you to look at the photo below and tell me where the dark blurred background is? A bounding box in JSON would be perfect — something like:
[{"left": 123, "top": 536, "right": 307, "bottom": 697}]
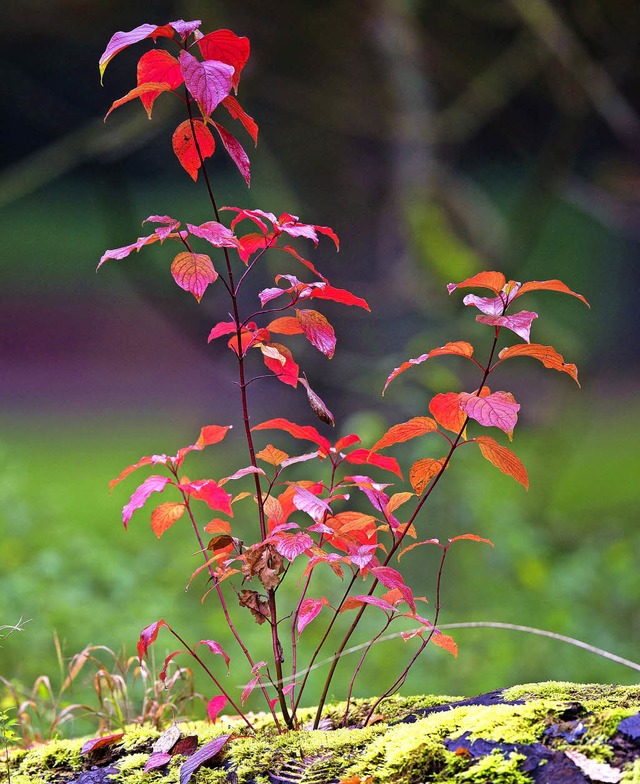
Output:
[{"left": 2, "top": 0, "right": 640, "bottom": 731}]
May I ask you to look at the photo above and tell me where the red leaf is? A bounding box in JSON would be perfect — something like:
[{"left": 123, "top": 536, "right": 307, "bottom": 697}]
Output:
[
  {"left": 459, "top": 390, "right": 520, "bottom": 437},
  {"left": 474, "top": 435, "right": 529, "bottom": 489},
  {"left": 137, "top": 49, "right": 184, "bottom": 113},
  {"left": 260, "top": 342, "right": 299, "bottom": 387},
  {"left": 515, "top": 279, "right": 589, "bottom": 307},
  {"left": 295, "top": 309, "right": 336, "bottom": 358},
  {"left": 370, "top": 417, "right": 438, "bottom": 452},
  {"left": 195, "top": 639, "right": 231, "bottom": 669},
  {"left": 99, "top": 23, "right": 175, "bottom": 81},
  {"left": 383, "top": 342, "right": 475, "bottom": 393},
  {"left": 429, "top": 393, "right": 466, "bottom": 433},
  {"left": 476, "top": 311, "right": 538, "bottom": 342},
  {"left": 197, "top": 29, "right": 251, "bottom": 90},
  {"left": 179, "top": 735, "right": 231, "bottom": 784},
  {"left": 344, "top": 449, "right": 402, "bottom": 478},
  {"left": 335, "top": 434, "right": 361, "bottom": 451},
  {"left": 104, "top": 82, "right": 173, "bottom": 120},
  {"left": 222, "top": 95, "right": 259, "bottom": 144},
  {"left": 171, "top": 251, "right": 217, "bottom": 301},
  {"left": 409, "top": 458, "right": 445, "bottom": 495},
  {"left": 137, "top": 619, "right": 170, "bottom": 660},
  {"left": 150, "top": 502, "right": 186, "bottom": 538},
  {"left": 81, "top": 733, "right": 124, "bottom": 756},
  {"left": 123, "top": 475, "right": 170, "bottom": 528},
  {"left": 181, "top": 480, "right": 233, "bottom": 515},
  {"left": 208, "top": 321, "right": 238, "bottom": 342},
  {"left": 252, "top": 418, "right": 332, "bottom": 454},
  {"left": 174, "top": 424, "right": 233, "bottom": 466},
  {"left": 447, "top": 271, "right": 506, "bottom": 296},
  {"left": 297, "top": 596, "right": 328, "bottom": 634},
  {"left": 179, "top": 50, "right": 234, "bottom": 117},
  {"left": 213, "top": 122, "right": 251, "bottom": 186},
  {"left": 172, "top": 119, "right": 215, "bottom": 181},
  {"left": 308, "top": 284, "right": 369, "bottom": 311},
  {"left": 206, "top": 695, "right": 229, "bottom": 722},
  {"left": 498, "top": 343, "right": 580, "bottom": 385}
]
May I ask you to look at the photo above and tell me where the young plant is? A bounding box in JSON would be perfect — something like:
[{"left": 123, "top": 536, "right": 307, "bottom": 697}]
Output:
[{"left": 98, "top": 18, "right": 588, "bottom": 735}]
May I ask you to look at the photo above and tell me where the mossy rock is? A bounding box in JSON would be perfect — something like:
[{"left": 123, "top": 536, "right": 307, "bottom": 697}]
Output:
[{"left": 4, "top": 682, "right": 640, "bottom": 783}]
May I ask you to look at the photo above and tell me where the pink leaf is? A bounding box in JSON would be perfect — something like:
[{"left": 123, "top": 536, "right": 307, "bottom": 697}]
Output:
[
  {"left": 179, "top": 50, "right": 234, "bottom": 117},
  {"left": 171, "top": 251, "right": 218, "bottom": 301},
  {"left": 187, "top": 221, "right": 239, "bottom": 247},
  {"left": 352, "top": 594, "right": 397, "bottom": 614},
  {"left": 123, "top": 475, "right": 170, "bottom": 528},
  {"left": 144, "top": 752, "right": 172, "bottom": 772},
  {"left": 179, "top": 735, "right": 231, "bottom": 784},
  {"left": 97, "top": 232, "right": 162, "bottom": 268},
  {"left": 206, "top": 695, "right": 229, "bottom": 722},
  {"left": 137, "top": 619, "right": 170, "bottom": 660},
  {"left": 371, "top": 566, "right": 415, "bottom": 612},
  {"left": 476, "top": 311, "right": 538, "bottom": 342},
  {"left": 297, "top": 597, "right": 329, "bottom": 634},
  {"left": 459, "top": 390, "right": 520, "bottom": 437},
  {"left": 462, "top": 293, "right": 509, "bottom": 316},
  {"left": 295, "top": 309, "right": 336, "bottom": 358},
  {"left": 195, "top": 640, "right": 231, "bottom": 669},
  {"left": 241, "top": 676, "right": 259, "bottom": 705},
  {"left": 292, "top": 486, "right": 332, "bottom": 523},
  {"left": 213, "top": 122, "right": 251, "bottom": 186},
  {"left": 274, "top": 532, "right": 314, "bottom": 562}
]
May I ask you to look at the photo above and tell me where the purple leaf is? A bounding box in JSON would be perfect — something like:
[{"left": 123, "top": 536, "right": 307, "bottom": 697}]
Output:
[
  {"left": 292, "top": 486, "right": 332, "bottom": 523},
  {"left": 179, "top": 50, "right": 234, "bottom": 117},
  {"left": 99, "top": 23, "right": 175, "bottom": 81},
  {"left": 274, "top": 532, "right": 314, "bottom": 562},
  {"left": 170, "top": 19, "right": 201, "bottom": 39},
  {"left": 179, "top": 735, "right": 231, "bottom": 784}
]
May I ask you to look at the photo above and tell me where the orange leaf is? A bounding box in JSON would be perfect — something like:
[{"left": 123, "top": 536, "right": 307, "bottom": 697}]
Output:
[
  {"left": 431, "top": 632, "right": 458, "bottom": 657},
  {"left": 150, "top": 502, "right": 186, "bottom": 538},
  {"left": 267, "top": 316, "right": 304, "bottom": 336},
  {"left": 448, "top": 533, "right": 494, "bottom": 547},
  {"left": 498, "top": 344, "right": 580, "bottom": 386},
  {"left": 515, "top": 279, "right": 589, "bottom": 307},
  {"left": 429, "top": 393, "right": 466, "bottom": 434},
  {"left": 447, "top": 271, "right": 506, "bottom": 295},
  {"left": 370, "top": 417, "right": 438, "bottom": 453},
  {"left": 105, "top": 82, "right": 172, "bottom": 120},
  {"left": 203, "top": 518, "right": 232, "bottom": 534},
  {"left": 383, "top": 341, "right": 475, "bottom": 393},
  {"left": 172, "top": 119, "right": 215, "bottom": 181},
  {"left": 409, "top": 458, "right": 445, "bottom": 495},
  {"left": 256, "top": 444, "right": 289, "bottom": 466},
  {"left": 386, "top": 491, "right": 415, "bottom": 515},
  {"left": 474, "top": 435, "right": 529, "bottom": 489}
]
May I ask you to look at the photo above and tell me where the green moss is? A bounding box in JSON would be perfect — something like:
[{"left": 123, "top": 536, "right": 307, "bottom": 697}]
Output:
[{"left": 4, "top": 684, "right": 640, "bottom": 783}]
